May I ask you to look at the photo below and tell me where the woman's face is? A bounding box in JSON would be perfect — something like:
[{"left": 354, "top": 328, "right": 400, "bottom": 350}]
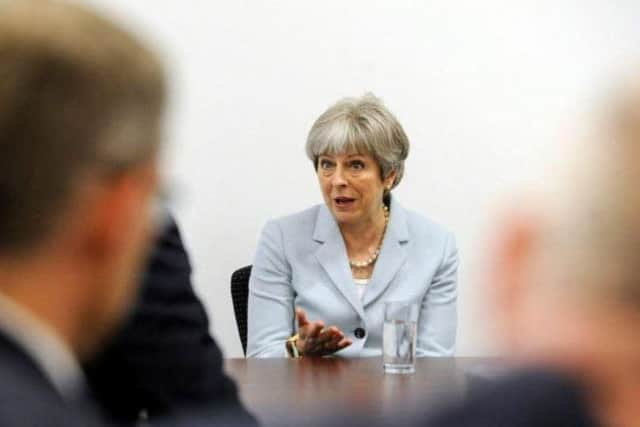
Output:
[{"left": 317, "top": 151, "right": 396, "bottom": 226}]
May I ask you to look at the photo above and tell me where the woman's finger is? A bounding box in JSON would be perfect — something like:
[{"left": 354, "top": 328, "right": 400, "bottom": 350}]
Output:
[
  {"left": 327, "top": 332, "right": 343, "bottom": 348},
  {"left": 297, "top": 321, "right": 322, "bottom": 353},
  {"left": 336, "top": 338, "right": 352, "bottom": 349},
  {"left": 330, "top": 326, "right": 348, "bottom": 337},
  {"left": 295, "top": 308, "right": 309, "bottom": 329},
  {"left": 306, "top": 321, "right": 325, "bottom": 338},
  {"left": 317, "top": 327, "right": 341, "bottom": 345}
]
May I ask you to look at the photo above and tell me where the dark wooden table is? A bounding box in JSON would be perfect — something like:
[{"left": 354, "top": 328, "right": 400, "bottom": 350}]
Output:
[{"left": 225, "top": 357, "right": 496, "bottom": 427}]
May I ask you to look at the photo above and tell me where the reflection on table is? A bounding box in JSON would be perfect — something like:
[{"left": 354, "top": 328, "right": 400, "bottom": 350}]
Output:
[{"left": 225, "top": 357, "right": 497, "bottom": 427}]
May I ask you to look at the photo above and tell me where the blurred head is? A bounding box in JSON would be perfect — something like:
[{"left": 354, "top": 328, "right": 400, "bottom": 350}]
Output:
[
  {"left": 491, "top": 78, "right": 640, "bottom": 368},
  {"left": 306, "top": 93, "right": 409, "bottom": 225},
  {"left": 0, "top": 0, "right": 166, "bottom": 357}
]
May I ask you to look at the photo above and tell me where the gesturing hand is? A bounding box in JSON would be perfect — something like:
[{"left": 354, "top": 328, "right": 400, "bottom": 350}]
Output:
[{"left": 294, "top": 308, "right": 352, "bottom": 357}]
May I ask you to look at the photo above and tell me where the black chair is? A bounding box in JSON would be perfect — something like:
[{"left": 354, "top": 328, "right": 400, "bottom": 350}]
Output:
[{"left": 230, "top": 265, "right": 252, "bottom": 355}]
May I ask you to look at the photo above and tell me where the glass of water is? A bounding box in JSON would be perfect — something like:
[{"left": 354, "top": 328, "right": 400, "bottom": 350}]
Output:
[{"left": 383, "top": 301, "right": 419, "bottom": 374}]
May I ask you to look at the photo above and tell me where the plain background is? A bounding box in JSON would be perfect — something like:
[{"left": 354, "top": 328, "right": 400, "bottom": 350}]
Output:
[{"left": 81, "top": 0, "right": 640, "bottom": 358}]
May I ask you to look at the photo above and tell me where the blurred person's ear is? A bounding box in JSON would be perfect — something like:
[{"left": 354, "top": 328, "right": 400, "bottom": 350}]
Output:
[
  {"left": 488, "top": 208, "right": 541, "bottom": 351},
  {"left": 85, "top": 161, "right": 158, "bottom": 259},
  {"left": 74, "top": 159, "right": 159, "bottom": 358}
]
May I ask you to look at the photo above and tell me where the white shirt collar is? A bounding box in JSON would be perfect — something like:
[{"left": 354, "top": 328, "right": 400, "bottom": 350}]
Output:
[{"left": 0, "top": 292, "right": 86, "bottom": 399}]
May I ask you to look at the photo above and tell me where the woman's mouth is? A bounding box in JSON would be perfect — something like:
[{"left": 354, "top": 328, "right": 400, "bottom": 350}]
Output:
[{"left": 334, "top": 196, "right": 356, "bottom": 208}]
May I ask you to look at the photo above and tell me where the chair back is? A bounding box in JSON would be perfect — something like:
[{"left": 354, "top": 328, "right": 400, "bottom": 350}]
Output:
[{"left": 230, "top": 265, "right": 252, "bottom": 355}]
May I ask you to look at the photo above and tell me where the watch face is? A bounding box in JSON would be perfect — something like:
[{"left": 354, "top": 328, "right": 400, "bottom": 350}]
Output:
[{"left": 286, "top": 337, "right": 300, "bottom": 358}]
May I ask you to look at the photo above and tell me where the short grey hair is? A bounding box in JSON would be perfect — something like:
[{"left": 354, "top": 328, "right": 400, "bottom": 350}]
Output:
[{"left": 305, "top": 93, "right": 409, "bottom": 189}]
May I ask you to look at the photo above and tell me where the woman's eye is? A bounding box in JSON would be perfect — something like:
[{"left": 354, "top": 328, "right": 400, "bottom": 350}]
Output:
[
  {"left": 319, "top": 159, "right": 335, "bottom": 169},
  {"left": 350, "top": 161, "right": 365, "bottom": 170}
]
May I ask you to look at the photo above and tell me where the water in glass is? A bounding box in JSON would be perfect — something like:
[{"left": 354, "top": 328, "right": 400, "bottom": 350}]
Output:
[{"left": 383, "top": 319, "right": 417, "bottom": 374}]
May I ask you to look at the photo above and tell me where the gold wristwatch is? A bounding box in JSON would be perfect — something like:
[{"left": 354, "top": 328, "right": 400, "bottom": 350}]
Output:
[{"left": 286, "top": 334, "right": 302, "bottom": 358}]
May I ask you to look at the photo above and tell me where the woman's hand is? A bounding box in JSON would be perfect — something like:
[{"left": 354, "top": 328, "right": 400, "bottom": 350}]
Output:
[{"left": 294, "top": 308, "right": 352, "bottom": 357}]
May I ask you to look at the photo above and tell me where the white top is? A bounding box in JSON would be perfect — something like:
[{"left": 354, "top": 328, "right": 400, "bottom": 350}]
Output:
[
  {"left": 353, "top": 278, "right": 369, "bottom": 300},
  {"left": 0, "top": 292, "right": 86, "bottom": 399}
]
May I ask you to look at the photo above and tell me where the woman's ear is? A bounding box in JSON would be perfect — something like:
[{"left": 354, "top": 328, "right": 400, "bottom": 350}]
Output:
[{"left": 383, "top": 170, "right": 397, "bottom": 190}]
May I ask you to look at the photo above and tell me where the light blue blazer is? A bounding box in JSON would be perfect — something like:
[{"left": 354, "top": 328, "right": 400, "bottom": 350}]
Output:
[{"left": 246, "top": 198, "right": 458, "bottom": 358}]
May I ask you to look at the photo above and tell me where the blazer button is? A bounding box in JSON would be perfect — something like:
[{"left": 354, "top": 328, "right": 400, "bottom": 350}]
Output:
[{"left": 354, "top": 327, "right": 366, "bottom": 339}]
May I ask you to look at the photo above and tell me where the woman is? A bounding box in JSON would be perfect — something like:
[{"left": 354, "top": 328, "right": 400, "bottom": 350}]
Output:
[{"left": 247, "top": 94, "right": 458, "bottom": 358}]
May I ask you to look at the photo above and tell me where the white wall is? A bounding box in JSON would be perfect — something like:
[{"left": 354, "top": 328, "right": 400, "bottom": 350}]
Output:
[{"left": 82, "top": 0, "right": 640, "bottom": 357}]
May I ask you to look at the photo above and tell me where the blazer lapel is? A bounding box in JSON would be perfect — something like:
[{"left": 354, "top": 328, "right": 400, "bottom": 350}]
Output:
[
  {"left": 363, "top": 199, "right": 409, "bottom": 307},
  {"left": 313, "top": 205, "right": 365, "bottom": 319}
]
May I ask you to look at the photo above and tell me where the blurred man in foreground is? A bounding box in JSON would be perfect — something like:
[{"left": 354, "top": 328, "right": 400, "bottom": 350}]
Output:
[
  {"left": 0, "top": 0, "right": 165, "bottom": 424},
  {"left": 422, "top": 83, "right": 640, "bottom": 427}
]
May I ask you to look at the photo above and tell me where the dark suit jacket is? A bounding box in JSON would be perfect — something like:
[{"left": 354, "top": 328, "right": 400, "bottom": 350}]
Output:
[
  {"left": 84, "top": 215, "right": 255, "bottom": 426},
  {"left": 324, "top": 369, "right": 600, "bottom": 427},
  {"left": 422, "top": 369, "right": 601, "bottom": 427},
  {"left": 0, "top": 333, "right": 100, "bottom": 427}
]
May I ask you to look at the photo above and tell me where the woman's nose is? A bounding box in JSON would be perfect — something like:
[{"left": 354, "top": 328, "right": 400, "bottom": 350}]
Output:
[{"left": 331, "top": 166, "right": 348, "bottom": 187}]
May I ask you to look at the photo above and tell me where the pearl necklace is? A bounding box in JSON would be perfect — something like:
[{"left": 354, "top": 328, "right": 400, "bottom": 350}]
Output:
[{"left": 349, "top": 205, "right": 389, "bottom": 269}]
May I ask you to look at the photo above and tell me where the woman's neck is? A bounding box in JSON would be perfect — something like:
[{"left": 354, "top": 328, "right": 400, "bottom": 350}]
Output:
[{"left": 339, "top": 206, "right": 387, "bottom": 255}]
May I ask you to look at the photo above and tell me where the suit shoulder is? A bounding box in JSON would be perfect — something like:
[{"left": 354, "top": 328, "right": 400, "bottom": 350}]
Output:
[
  {"left": 403, "top": 208, "right": 454, "bottom": 242},
  {"left": 264, "top": 205, "right": 321, "bottom": 235},
  {"left": 0, "top": 349, "right": 76, "bottom": 425}
]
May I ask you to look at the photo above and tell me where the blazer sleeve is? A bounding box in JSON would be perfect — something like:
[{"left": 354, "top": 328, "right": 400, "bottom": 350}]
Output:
[
  {"left": 416, "top": 231, "right": 458, "bottom": 357},
  {"left": 246, "top": 220, "right": 295, "bottom": 358},
  {"left": 83, "top": 214, "right": 256, "bottom": 425}
]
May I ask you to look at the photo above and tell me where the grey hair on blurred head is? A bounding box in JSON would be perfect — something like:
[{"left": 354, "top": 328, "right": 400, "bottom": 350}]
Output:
[{"left": 305, "top": 93, "right": 410, "bottom": 190}]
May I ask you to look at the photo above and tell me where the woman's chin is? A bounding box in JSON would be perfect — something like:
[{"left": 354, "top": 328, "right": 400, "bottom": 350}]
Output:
[{"left": 332, "top": 210, "right": 360, "bottom": 226}]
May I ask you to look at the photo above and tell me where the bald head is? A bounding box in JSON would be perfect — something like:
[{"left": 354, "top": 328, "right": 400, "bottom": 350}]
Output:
[{"left": 534, "top": 82, "right": 640, "bottom": 306}]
